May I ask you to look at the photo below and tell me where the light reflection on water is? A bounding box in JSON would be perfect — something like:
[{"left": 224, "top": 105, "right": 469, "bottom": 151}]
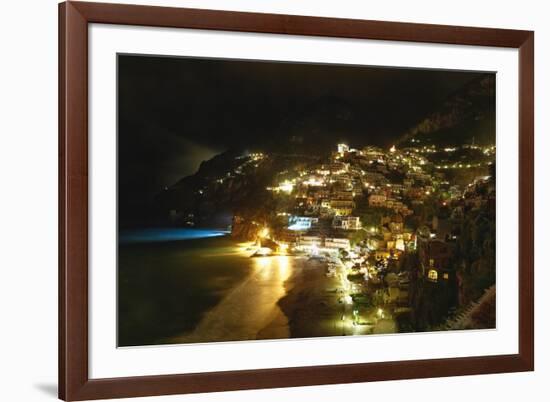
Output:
[
  {"left": 277, "top": 256, "right": 290, "bottom": 276},
  {"left": 171, "top": 253, "right": 297, "bottom": 343},
  {"left": 253, "top": 255, "right": 291, "bottom": 283}
]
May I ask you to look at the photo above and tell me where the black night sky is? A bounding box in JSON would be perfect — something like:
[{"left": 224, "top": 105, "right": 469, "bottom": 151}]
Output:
[{"left": 118, "top": 54, "right": 487, "bottom": 214}]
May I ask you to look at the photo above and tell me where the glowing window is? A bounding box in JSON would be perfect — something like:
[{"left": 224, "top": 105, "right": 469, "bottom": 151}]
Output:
[{"left": 428, "top": 269, "right": 438, "bottom": 281}]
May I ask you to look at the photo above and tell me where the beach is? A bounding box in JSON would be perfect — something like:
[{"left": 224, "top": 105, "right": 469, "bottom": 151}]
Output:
[
  {"left": 118, "top": 229, "right": 378, "bottom": 347},
  {"left": 169, "top": 255, "right": 301, "bottom": 344},
  {"left": 118, "top": 232, "right": 252, "bottom": 346},
  {"left": 277, "top": 259, "right": 344, "bottom": 338}
]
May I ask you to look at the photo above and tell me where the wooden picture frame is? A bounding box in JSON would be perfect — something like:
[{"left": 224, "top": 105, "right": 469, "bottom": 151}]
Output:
[{"left": 59, "top": 1, "right": 534, "bottom": 400}]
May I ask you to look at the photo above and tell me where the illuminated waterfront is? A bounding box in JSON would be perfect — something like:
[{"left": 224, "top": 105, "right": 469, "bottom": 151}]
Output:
[
  {"left": 170, "top": 254, "right": 295, "bottom": 344},
  {"left": 117, "top": 58, "right": 497, "bottom": 346},
  {"left": 118, "top": 231, "right": 252, "bottom": 346},
  {"left": 118, "top": 229, "right": 393, "bottom": 346},
  {"left": 118, "top": 230, "right": 311, "bottom": 346},
  {"left": 118, "top": 140, "right": 496, "bottom": 347}
]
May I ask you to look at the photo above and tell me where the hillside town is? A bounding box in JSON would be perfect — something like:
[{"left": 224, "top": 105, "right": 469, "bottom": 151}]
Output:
[
  {"left": 229, "top": 142, "right": 496, "bottom": 333},
  {"left": 117, "top": 56, "right": 498, "bottom": 346}
]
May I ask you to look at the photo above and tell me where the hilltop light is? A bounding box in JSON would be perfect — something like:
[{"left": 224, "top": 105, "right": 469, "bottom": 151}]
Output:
[
  {"left": 390, "top": 145, "right": 396, "bottom": 153},
  {"left": 337, "top": 143, "right": 349, "bottom": 155}
]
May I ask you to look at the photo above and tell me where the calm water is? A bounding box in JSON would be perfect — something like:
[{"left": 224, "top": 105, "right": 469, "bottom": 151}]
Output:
[{"left": 118, "top": 229, "right": 293, "bottom": 346}]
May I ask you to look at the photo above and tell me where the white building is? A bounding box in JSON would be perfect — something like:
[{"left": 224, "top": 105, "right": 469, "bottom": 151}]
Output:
[
  {"left": 288, "top": 216, "right": 319, "bottom": 231},
  {"left": 337, "top": 143, "right": 349, "bottom": 155},
  {"left": 299, "top": 236, "right": 323, "bottom": 248},
  {"left": 325, "top": 237, "right": 351, "bottom": 250},
  {"left": 330, "top": 199, "right": 355, "bottom": 216},
  {"left": 333, "top": 216, "right": 362, "bottom": 230}
]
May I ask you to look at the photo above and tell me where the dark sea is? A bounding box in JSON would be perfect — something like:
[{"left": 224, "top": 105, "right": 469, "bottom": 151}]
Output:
[{"left": 117, "top": 228, "right": 252, "bottom": 346}]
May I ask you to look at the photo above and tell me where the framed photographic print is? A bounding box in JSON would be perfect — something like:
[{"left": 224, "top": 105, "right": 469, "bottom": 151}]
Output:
[{"left": 59, "top": 1, "right": 534, "bottom": 400}]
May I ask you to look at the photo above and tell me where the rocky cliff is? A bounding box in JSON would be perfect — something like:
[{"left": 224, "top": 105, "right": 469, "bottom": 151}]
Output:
[{"left": 398, "top": 73, "right": 496, "bottom": 147}]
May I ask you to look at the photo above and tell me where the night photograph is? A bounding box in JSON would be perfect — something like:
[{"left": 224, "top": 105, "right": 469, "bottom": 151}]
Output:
[{"left": 117, "top": 54, "right": 496, "bottom": 347}]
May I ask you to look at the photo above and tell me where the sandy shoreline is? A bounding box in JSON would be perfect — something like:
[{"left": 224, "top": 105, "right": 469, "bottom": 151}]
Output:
[
  {"left": 120, "top": 234, "right": 392, "bottom": 347},
  {"left": 274, "top": 259, "right": 345, "bottom": 339},
  {"left": 168, "top": 255, "right": 298, "bottom": 344},
  {"left": 167, "top": 255, "right": 374, "bottom": 345},
  {"left": 169, "top": 256, "right": 342, "bottom": 344},
  {"left": 273, "top": 258, "right": 397, "bottom": 339}
]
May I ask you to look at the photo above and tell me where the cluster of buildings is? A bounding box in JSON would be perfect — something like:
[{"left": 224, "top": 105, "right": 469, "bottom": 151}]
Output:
[
  {"left": 265, "top": 143, "right": 441, "bottom": 254},
  {"left": 246, "top": 142, "right": 494, "bottom": 291},
  {"left": 230, "top": 141, "right": 496, "bottom": 329},
  {"left": 268, "top": 144, "right": 494, "bottom": 281}
]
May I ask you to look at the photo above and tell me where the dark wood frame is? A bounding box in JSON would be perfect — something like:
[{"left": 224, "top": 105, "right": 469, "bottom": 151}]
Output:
[{"left": 59, "top": 1, "right": 534, "bottom": 400}]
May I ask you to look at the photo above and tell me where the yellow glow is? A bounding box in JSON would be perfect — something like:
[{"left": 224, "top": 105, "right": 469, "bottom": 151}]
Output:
[
  {"left": 276, "top": 256, "right": 290, "bottom": 276},
  {"left": 256, "top": 247, "right": 272, "bottom": 256},
  {"left": 278, "top": 180, "right": 294, "bottom": 194},
  {"left": 252, "top": 255, "right": 293, "bottom": 283},
  {"left": 303, "top": 178, "right": 324, "bottom": 186},
  {"left": 390, "top": 145, "right": 396, "bottom": 153},
  {"left": 255, "top": 257, "right": 270, "bottom": 269},
  {"left": 278, "top": 243, "right": 289, "bottom": 254},
  {"left": 395, "top": 239, "right": 405, "bottom": 251},
  {"left": 259, "top": 227, "right": 269, "bottom": 238},
  {"left": 428, "top": 269, "right": 438, "bottom": 281}
]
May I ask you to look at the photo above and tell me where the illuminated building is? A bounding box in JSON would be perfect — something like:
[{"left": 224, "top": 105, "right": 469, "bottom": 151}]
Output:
[
  {"left": 277, "top": 180, "right": 295, "bottom": 193},
  {"left": 388, "top": 221, "right": 403, "bottom": 234},
  {"left": 418, "top": 239, "right": 452, "bottom": 281},
  {"left": 332, "top": 189, "right": 354, "bottom": 199},
  {"left": 299, "top": 235, "right": 323, "bottom": 249},
  {"left": 368, "top": 194, "right": 387, "bottom": 207},
  {"left": 330, "top": 199, "right": 355, "bottom": 216},
  {"left": 337, "top": 143, "right": 349, "bottom": 155},
  {"left": 395, "top": 238, "right": 405, "bottom": 251},
  {"left": 427, "top": 269, "right": 438, "bottom": 282},
  {"left": 325, "top": 237, "right": 351, "bottom": 250},
  {"left": 332, "top": 216, "right": 362, "bottom": 230},
  {"left": 288, "top": 216, "right": 319, "bottom": 231},
  {"left": 303, "top": 176, "right": 325, "bottom": 187}
]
